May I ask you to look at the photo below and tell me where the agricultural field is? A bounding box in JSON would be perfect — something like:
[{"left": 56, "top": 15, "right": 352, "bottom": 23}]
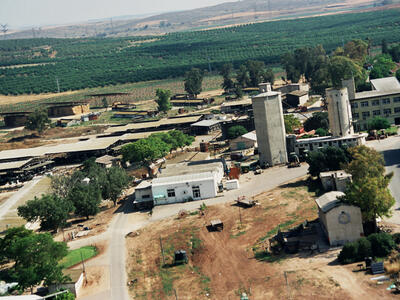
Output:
[
  {"left": 126, "top": 178, "right": 391, "bottom": 299},
  {"left": 0, "top": 9, "right": 400, "bottom": 95},
  {"left": 0, "top": 75, "right": 223, "bottom": 113}
]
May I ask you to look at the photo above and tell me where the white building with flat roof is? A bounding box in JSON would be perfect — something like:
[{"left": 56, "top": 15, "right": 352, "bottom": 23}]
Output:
[{"left": 134, "top": 160, "right": 224, "bottom": 206}]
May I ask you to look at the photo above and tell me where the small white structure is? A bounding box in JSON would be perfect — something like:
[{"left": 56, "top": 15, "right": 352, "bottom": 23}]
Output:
[
  {"left": 320, "top": 170, "right": 352, "bottom": 192},
  {"left": 134, "top": 160, "right": 224, "bottom": 206},
  {"left": 225, "top": 179, "right": 240, "bottom": 190},
  {"left": 316, "top": 191, "right": 364, "bottom": 246},
  {"left": 230, "top": 131, "right": 257, "bottom": 151}
]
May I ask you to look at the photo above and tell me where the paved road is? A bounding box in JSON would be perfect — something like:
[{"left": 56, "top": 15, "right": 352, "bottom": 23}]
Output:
[
  {"left": 0, "top": 176, "right": 42, "bottom": 221},
  {"left": 74, "top": 163, "right": 308, "bottom": 300},
  {"left": 368, "top": 135, "right": 400, "bottom": 223}
]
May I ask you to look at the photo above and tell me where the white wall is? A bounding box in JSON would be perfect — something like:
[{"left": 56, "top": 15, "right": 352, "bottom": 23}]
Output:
[
  {"left": 320, "top": 205, "right": 364, "bottom": 246},
  {"left": 135, "top": 187, "right": 153, "bottom": 202},
  {"left": 152, "top": 177, "right": 217, "bottom": 205}
]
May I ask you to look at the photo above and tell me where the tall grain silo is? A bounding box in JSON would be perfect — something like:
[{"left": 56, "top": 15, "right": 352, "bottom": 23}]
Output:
[
  {"left": 326, "top": 87, "right": 354, "bottom": 138},
  {"left": 252, "top": 83, "right": 288, "bottom": 167}
]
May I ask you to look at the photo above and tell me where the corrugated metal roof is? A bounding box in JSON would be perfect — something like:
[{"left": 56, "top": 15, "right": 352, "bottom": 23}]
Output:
[
  {"left": 0, "top": 159, "right": 32, "bottom": 171},
  {"left": 241, "top": 131, "right": 257, "bottom": 142},
  {"left": 354, "top": 89, "right": 400, "bottom": 100},
  {"left": 191, "top": 120, "right": 220, "bottom": 127},
  {"left": 152, "top": 171, "right": 215, "bottom": 187},
  {"left": 371, "top": 77, "right": 400, "bottom": 92},
  {"left": 315, "top": 191, "right": 345, "bottom": 213},
  {"left": 105, "top": 116, "right": 201, "bottom": 134}
]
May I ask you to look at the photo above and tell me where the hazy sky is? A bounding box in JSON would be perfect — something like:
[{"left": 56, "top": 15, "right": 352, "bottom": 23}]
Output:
[{"left": 1, "top": 0, "right": 233, "bottom": 29}]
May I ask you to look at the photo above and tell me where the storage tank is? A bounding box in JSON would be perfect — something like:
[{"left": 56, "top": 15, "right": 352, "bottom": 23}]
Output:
[{"left": 326, "top": 87, "right": 354, "bottom": 138}]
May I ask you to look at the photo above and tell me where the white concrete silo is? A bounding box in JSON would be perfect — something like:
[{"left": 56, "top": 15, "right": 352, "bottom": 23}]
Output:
[{"left": 326, "top": 87, "right": 354, "bottom": 138}]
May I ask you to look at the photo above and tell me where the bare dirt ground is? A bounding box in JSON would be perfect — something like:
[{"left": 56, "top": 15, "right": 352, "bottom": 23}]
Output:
[
  {"left": 126, "top": 178, "right": 393, "bottom": 299},
  {"left": 0, "top": 91, "right": 78, "bottom": 106}
]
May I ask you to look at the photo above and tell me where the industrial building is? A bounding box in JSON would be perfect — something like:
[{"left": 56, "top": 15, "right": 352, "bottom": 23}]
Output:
[
  {"left": 286, "top": 84, "right": 367, "bottom": 157},
  {"left": 284, "top": 90, "right": 309, "bottom": 108},
  {"left": 344, "top": 77, "right": 400, "bottom": 130},
  {"left": 190, "top": 119, "right": 221, "bottom": 135},
  {"left": 220, "top": 98, "right": 253, "bottom": 114},
  {"left": 134, "top": 160, "right": 225, "bottom": 207},
  {"left": 252, "top": 83, "right": 288, "bottom": 166},
  {"left": 316, "top": 191, "right": 364, "bottom": 246}
]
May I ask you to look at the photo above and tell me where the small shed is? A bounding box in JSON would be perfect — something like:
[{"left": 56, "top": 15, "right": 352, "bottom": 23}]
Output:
[
  {"left": 133, "top": 181, "right": 153, "bottom": 209},
  {"left": 320, "top": 170, "right": 352, "bottom": 192},
  {"left": 316, "top": 191, "right": 364, "bottom": 246},
  {"left": 285, "top": 90, "right": 309, "bottom": 108},
  {"left": 1, "top": 112, "right": 31, "bottom": 127},
  {"left": 191, "top": 120, "right": 221, "bottom": 135},
  {"left": 230, "top": 131, "right": 257, "bottom": 151},
  {"left": 95, "top": 155, "right": 120, "bottom": 168}
]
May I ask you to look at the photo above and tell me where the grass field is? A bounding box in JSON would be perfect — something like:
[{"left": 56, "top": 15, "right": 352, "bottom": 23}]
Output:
[{"left": 60, "top": 246, "right": 98, "bottom": 269}]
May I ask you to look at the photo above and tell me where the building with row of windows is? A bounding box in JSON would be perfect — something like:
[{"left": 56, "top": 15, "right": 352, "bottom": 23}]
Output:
[{"left": 344, "top": 77, "right": 400, "bottom": 131}]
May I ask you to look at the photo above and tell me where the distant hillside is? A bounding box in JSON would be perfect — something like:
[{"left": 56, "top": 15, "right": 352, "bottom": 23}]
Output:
[{"left": 5, "top": 0, "right": 385, "bottom": 39}]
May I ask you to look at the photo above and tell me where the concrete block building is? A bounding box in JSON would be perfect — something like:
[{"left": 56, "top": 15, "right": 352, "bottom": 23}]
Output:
[
  {"left": 344, "top": 77, "right": 400, "bottom": 130},
  {"left": 316, "top": 191, "right": 364, "bottom": 246},
  {"left": 252, "top": 83, "right": 288, "bottom": 166}
]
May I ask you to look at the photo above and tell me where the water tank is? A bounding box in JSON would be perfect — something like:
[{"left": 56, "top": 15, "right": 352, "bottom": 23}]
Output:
[{"left": 326, "top": 87, "right": 354, "bottom": 138}]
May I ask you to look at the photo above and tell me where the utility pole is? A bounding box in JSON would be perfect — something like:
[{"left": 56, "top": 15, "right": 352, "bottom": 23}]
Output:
[
  {"left": 238, "top": 205, "right": 242, "bottom": 227},
  {"left": 173, "top": 288, "right": 178, "bottom": 300},
  {"left": 1, "top": 24, "right": 8, "bottom": 39},
  {"left": 56, "top": 77, "right": 60, "bottom": 93},
  {"left": 159, "top": 236, "right": 165, "bottom": 266}
]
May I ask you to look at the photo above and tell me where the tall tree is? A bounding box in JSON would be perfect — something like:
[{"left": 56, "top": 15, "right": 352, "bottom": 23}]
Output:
[
  {"left": 17, "top": 194, "right": 74, "bottom": 231},
  {"left": 0, "top": 227, "right": 68, "bottom": 292},
  {"left": 236, "top": 65, "right": 250, "bottom": 88},
  {"left": 382, "top": 39, "right": 389, "bottom": 54},
  {"left": 343, "top": 39, "right": 368, "bottom": 62},
  {"left": 303, "top": 112, "right": 329, "bottom": 132},
  {"left": 25, "top": 108, "right": 50, "bottom": 134},
  {"left": 102, "top": 167, "right": 131, "bottom": 206},
  {"left": 342, "top": 146, "right": 395, "bottom": 226},
  {"left": 369, "top": 54, "right": 396, "bottom": 79},
  {"left": 155, "top": 88, "right": 172, "bottom": 112},
  {"left": 184, "top": 68, "right": 203, "bottom": 97},
  {"left": 246, "top": 60, "right": 266, "bottom": 87},
  {"left": 220, "top": 63, "right": 235, "bottom": 92},
  {"left": 68, "top": 184, "right": 101, "bottom": 219},
  {"left": 368, "top": 117, "right": 391, "bottom": 130},
  {"left": 306, "top": 146, "right": 351, "bottom": 177},
  {"left": 328, "top": 56, "right": 366, "bottom": 88}
]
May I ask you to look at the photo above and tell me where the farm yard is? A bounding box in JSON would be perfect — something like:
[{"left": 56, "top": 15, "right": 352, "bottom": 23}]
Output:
[
  {"left": 125, "top": 178, "right": 391, "bottom": 299},
  {"left": 0, "top": 9, "right": 400, "bottom": 95}
]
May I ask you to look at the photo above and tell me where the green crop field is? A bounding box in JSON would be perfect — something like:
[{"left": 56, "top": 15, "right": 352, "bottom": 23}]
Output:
[
  {"left": 0, "top": 9, "right": 399, "bottom": 95},
  {"left": 59, "top": 246, "right": 97, "bottom": 269}
]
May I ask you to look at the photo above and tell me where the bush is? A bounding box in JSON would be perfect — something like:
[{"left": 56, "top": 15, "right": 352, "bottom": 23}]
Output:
[
  {"left": 227, "top": 125, "right": 248, "bottom": 139},
  {"left": 356, "top": 237, "right": 372, "bottom": 261},
  {"left": 367, "top": 233, "right": 395, "bottom": 257},
  {"left": 368, "top": 117, "right": 391, "bottom": 130},
  {"left": 338, "top": 233, "right": 395, "bottom": 264},
  {"left": 392, "top": 233, "right": 400, "bottom": 244},
  {"left": 338, "top": 242, "right": 359, "bottom": 264},
  {"left": 315, "top": 127, "right": 329, "bottom": 137}
]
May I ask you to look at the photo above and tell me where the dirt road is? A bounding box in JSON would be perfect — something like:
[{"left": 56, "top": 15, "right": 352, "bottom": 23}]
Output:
[{"left": 72, "top": 164, "right": 308, "bottom": 300}]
